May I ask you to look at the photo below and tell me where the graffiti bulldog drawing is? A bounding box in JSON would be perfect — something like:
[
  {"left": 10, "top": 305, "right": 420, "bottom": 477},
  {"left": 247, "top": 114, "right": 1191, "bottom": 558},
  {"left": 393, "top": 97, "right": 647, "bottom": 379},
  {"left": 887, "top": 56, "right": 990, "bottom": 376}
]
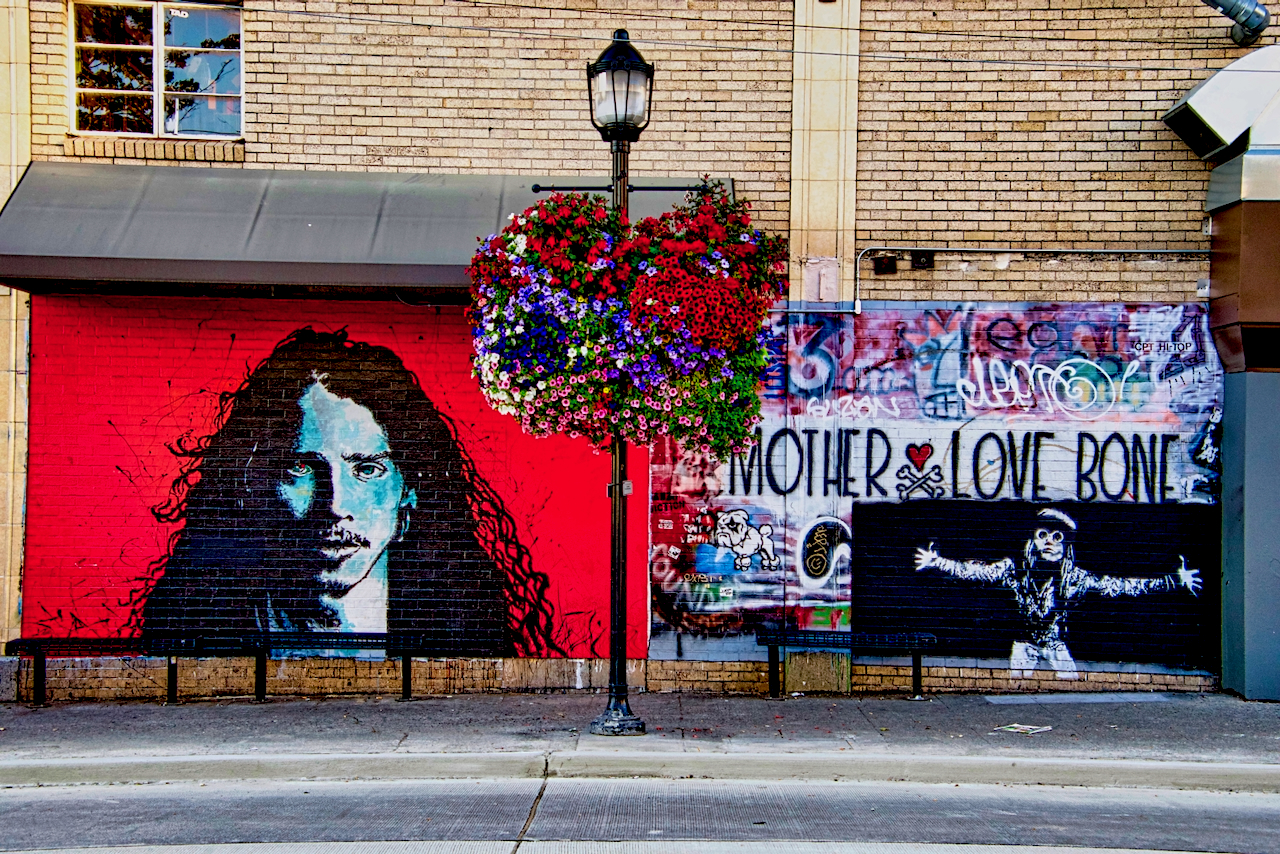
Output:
[
  {"left": 914, "top": 508, "right": 1202, "bottom": 679},
  {"left": 713, "top": 509, "right": 781, "bottom": 571}
]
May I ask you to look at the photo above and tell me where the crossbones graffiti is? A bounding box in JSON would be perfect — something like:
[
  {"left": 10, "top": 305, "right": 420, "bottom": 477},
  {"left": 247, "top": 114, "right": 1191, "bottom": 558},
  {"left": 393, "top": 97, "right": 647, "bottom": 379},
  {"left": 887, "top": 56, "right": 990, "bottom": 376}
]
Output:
[
  {"left": 712, "top": 509, "right": 781, "bottom": 571},
  {"left": 896, "top": 463, "right": 945, "bottom": 499}
]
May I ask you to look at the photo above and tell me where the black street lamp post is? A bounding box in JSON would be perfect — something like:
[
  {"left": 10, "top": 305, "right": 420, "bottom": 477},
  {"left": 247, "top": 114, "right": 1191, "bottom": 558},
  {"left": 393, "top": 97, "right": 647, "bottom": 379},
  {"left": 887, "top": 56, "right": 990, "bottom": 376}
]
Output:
[{"left": 586, "top": 29, "right": 653, "bottom": 737}]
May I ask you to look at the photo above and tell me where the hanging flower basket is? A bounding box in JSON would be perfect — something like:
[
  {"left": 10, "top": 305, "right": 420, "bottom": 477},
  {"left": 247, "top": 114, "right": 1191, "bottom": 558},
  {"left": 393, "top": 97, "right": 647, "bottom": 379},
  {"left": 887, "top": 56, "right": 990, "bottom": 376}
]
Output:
[{"left": 467, "top": 182, "right": 788, "bottom": 460}]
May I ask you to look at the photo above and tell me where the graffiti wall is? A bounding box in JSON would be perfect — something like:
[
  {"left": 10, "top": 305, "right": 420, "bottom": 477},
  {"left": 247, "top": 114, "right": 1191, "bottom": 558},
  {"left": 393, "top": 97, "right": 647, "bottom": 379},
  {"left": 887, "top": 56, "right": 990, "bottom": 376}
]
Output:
[
  {"left": 23, "top": 296, "right": 650, "bottom": 659},
  {"left": 650, "top": 302, "right": 1222, "bottom": 675}
]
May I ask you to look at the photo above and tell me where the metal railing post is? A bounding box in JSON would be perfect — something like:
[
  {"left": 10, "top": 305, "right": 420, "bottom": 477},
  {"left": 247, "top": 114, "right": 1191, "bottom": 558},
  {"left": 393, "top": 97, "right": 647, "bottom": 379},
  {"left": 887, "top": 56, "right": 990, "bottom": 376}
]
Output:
[
  {"left": 254, "top": 650, "right": 267, "bottom": 702},
  {"left": 32, "top": 649, "right": 46, "bottom": 706},
  {"left": 166, "top": 656, "right": 178, "bottom": 704},
  {"left": 910, "top": 650, "right": 925, "bottom": 700}
]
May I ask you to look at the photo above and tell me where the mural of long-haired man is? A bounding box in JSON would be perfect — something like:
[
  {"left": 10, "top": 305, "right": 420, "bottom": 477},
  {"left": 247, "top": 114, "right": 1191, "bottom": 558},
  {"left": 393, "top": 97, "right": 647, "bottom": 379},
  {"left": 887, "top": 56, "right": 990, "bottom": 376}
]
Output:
[
  {"left": 914, "top": 508, "right": 1201, "bottom": 679},
  {"left": 142, "top": 327, "right": 561, "bottom": 656}
]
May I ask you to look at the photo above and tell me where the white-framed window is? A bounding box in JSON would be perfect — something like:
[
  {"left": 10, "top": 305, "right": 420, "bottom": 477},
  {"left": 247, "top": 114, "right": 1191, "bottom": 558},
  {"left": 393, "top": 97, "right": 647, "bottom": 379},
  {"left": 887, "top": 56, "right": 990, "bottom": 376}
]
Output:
[{"left": 72, "top": 0, "right": 242, "bottom": 138}]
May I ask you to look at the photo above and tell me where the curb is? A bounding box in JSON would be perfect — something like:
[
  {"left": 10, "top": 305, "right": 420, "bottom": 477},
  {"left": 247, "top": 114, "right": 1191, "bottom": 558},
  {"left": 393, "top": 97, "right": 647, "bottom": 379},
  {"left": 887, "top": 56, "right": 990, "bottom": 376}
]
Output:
[
  {"left": 552, "top": 752, "right": 1280, "bottom": 791},
  {"left": 0, "top": 752, "right": 548, "bottom": 786},
  {"left": 1, "top": 751, "right": 1278, "bottom": 792}
]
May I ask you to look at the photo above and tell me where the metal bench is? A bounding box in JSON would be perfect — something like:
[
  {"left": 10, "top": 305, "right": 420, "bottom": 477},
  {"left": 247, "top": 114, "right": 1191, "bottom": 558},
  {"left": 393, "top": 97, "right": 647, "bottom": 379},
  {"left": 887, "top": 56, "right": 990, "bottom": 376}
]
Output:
[
  {"left": 5, "top": 633, "right": 448, "bottom": 706},
  {"left": 754, "top": 629, "right": 938, "bottom": 699}
]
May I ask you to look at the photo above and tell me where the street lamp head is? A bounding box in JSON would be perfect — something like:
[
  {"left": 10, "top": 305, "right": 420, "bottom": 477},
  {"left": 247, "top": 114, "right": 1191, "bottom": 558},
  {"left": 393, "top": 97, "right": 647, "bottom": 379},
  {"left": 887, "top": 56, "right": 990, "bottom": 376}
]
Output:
[{"left": 586, "top": 29, "right": 654, "bottom": 143}]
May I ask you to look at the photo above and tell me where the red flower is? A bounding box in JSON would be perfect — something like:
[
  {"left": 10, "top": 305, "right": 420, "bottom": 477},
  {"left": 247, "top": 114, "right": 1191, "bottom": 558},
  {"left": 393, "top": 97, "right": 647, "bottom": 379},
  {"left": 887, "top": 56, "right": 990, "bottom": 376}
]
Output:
[{"left": 467, "top": 182, "right": 788, "bottom": 457}]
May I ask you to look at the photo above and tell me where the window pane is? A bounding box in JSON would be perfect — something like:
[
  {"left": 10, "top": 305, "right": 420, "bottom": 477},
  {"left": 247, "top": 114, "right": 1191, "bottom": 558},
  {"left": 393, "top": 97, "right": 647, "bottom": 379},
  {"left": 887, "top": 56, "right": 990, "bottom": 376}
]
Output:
[
  {"left": 165, "top": 50, "right": 240, "bottom": 95},
  {"left": 77, "top": 47, "right": 153, "bottom": 91},
  {"left": 77, "top": 92, "right": 154, "bottom": 133},
  {"left": 75, "top": 4, "right": 152, "bottom": 46},
  {"left": 163, "top": 6, "right": 239, "bottom": 50},
  {"left": 164, "top": 94, "right": 240, "bottom": 135}
]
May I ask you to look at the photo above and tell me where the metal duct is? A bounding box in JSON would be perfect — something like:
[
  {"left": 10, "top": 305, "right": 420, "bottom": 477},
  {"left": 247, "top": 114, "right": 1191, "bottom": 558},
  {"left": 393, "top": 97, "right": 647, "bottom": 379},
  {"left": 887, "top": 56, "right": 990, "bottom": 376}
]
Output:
[
  {"left": 1163, "top": 45, "right": 1280, "bottom": 160},
  {"left": 1205, "top": 84, "right": 1280, "bottom": 211},
  {"left": 1201, "top": 0, "right": 1270, "bottom": 46}
]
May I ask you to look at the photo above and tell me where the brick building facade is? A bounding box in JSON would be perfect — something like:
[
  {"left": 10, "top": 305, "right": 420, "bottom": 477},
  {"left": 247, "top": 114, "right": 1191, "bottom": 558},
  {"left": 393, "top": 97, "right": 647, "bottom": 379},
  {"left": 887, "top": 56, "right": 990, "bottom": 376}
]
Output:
[{"left": 0, "top": 0, "right": 1263, "bottom": 700}]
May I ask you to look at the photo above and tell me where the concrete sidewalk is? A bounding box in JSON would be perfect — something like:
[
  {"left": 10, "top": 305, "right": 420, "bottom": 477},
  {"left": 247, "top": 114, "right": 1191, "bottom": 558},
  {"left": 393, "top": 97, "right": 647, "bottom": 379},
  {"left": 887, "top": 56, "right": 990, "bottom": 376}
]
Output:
[{"left": 0, "top": 691, "right": 1276, "bottom": 791}]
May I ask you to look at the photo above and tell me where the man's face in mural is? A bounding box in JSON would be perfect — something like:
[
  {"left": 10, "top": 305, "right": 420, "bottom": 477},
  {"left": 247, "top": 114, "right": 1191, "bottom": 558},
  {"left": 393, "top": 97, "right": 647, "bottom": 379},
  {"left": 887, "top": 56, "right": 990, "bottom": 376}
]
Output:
[{"left": 276, "top": 381, "right": 417, "bottom": 595}]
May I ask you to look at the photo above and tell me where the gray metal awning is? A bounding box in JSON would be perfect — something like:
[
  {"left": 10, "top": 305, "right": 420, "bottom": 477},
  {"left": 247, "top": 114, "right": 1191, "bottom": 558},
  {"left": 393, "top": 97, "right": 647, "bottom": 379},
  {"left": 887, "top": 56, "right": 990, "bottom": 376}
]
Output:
[{"left": 0, "top": 162, "right": 703, "bottom": 292}]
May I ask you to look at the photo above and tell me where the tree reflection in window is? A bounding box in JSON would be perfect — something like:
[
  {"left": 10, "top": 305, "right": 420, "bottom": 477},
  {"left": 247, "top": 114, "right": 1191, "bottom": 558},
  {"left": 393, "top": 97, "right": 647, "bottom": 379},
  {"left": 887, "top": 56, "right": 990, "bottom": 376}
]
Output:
[
  {"left": 77, "top": 49, "right": 153, "bottom": 91},
  {"left": 73, "top": 2, "right": 240, "bottom": 137},
  {"left": 165, "top": 51, "right": 240, "bottom": 95},
  {"left": 75, "top": 4, "right": 152, "bottom": 46},
  {"left": 77, "top": 93, "right": 154, "bottom": 134}
]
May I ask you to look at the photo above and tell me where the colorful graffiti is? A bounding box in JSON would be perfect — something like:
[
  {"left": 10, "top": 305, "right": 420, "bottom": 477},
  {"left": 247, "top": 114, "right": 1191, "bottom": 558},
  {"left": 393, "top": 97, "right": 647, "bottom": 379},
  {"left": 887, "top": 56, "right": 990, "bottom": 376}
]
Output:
[{"left": 650, "top": 302, "right": 1222, "bottom": 672}]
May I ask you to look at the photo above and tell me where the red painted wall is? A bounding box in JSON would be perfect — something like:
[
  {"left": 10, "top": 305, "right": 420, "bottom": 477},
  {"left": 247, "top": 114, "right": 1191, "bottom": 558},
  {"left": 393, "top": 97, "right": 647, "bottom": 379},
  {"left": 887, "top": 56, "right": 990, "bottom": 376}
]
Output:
[{"left": 23, "top": 295, "right": 649, "bottom": 658}]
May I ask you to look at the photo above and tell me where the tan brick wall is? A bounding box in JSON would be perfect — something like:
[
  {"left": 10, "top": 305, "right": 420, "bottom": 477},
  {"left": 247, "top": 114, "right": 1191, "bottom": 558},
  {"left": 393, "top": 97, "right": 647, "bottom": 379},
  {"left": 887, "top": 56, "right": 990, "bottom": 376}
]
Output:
[
  {"left": 1, "top": 0, "right": 31, "bottom": 195},
  {"left": 915, "top": 665, "right": 1215, "bottom": 695},
  {"left": 0, "top": 0, "right": 29, "bottom": 645},
  {"left": 61, "top": 138, "right": 245, "bottom": 162},
  {"left": 28, "top": 0, "right": 66, "bottom": 157},
  {"left": 853, "top": 253, "right": 1209, "bottom": 303},
  {"left": 855, "top": 0, "right": 1242, "bottom": 254},
  {"left": 13, "top": 655, "right": 1212, "bottom": 701},
  {"left": 32, "top": 0, "right": 1232, "bottom": 301},
  {"left": 241, "top": 0, "right": 791, "bottom": 231},
  {"left": 20, "top": 655, "right": 171, "bottom": 701},
  {"left": 17, "top": 656, "right": 639, "bottom": 701},
  {"left": 30, "top": 0, "right": 792, "bottom": 230},
  {"left": 0, "top": 288, "right": 26, "bottom": 645},
  {"left": 778, "top": 655, "right": 1212, "bottom": 696},
  {"left": 645, "top": 659, "right": 770, "bottom": 694}
]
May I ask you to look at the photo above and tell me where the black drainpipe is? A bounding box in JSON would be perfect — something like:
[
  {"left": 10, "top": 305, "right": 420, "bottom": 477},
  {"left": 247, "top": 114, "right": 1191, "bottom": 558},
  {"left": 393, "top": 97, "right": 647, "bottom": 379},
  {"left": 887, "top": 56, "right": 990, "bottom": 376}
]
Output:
[{"left": 1201, "top": 0, "right": 1270, "bottom": 46}]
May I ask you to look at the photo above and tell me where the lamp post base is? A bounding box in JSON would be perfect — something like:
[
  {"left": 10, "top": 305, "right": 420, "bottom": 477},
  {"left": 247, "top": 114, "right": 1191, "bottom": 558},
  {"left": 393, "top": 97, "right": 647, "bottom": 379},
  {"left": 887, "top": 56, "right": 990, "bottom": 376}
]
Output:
[{"left": 590, "top": 706, "right": 647, "bottom": 736}]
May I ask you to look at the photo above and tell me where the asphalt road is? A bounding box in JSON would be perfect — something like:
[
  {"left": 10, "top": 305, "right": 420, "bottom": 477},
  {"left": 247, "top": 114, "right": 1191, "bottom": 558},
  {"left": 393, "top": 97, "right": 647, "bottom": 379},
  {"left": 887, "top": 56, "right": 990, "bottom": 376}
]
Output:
[{"left": 2, "top": 778, "right": 1278, "bottom": 854}]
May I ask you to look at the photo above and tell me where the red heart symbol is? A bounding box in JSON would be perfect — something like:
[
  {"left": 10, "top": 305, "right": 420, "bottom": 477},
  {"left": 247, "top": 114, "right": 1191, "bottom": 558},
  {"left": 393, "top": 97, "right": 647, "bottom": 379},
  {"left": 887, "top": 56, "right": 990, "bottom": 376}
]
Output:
[{"left": 906, "top": 443, "right": 933, "bottom": 472}]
